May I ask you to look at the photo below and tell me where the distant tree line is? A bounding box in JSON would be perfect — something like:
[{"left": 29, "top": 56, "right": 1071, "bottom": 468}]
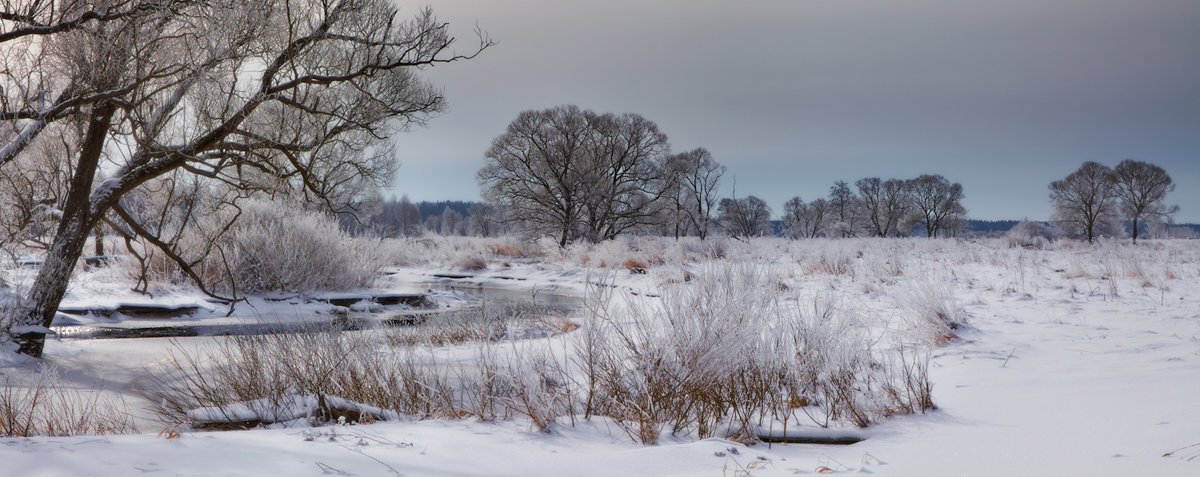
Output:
[
  {"left": 466, "top": 104, "right": 978, "bottom": 245},
  {"left": 353, "top": 196, "right": 506, "bottom": 238},
  {"left": 781, "top": 174, "right": 967, "bottom": 240},
  {"left": 358, "top": 107, "right": 1184, "bottom": 246}
]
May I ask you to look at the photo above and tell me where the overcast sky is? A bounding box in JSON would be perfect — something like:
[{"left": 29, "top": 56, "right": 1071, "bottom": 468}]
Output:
[{"left": 389, "top": 0, "right": 1200, "bottom": 222}]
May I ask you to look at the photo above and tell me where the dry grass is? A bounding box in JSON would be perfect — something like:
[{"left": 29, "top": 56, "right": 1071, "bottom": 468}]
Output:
[
  {"left": 1, "top": 365, "right": 134, "bottom": 437},
  {"left": 143, "top": 303, "right": 577, "bottom": 431},
  {"left": 804, "top": 255, "right": 850, "bottom": 275},
  {"left": 621, "top": 257, "right": 649, "bottom": 271},
  {"left": 138, "top": 264, "right": 945, "bottom": 442}
]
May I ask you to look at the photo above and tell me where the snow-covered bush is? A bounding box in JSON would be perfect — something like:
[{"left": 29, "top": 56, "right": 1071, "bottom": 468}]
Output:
[
  {"left": 895, "top": 276, "right": 968, "bottom": 344},
  {"left": 576, "top": 266, "right": 936, "bottom": 442},
  {"left": 214, "top": 199, "right": 384, "bottom": 294},
  {"left": 577, "top": 266, "right": 785, "bottom": 442},
  {"left": 1005, "top": 220, "right": 1061, "bottom": 249},
  {"left": 782, "top": 293, "right": 875, "bottom": 427},
  {"left": 146, "top": 328, "right": 402, "bottom": 426}
]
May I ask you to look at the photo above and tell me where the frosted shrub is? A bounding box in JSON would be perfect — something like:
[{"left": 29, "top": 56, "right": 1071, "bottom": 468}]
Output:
[
  {"left": 896, "top": 277, "right": 967, "bottom": 344},
  {"left": 501, "top": 347, "right": 574, "bottom": 432},
  {"left": 577, "top": 266, "right": 780, "bottom": 442},
  {"left": 1005, "top": 220, "right": 1060, "bottom": 249},
  {"left": 879, "top": 345, "right": 935, "bottom": 416},
  {"left": 217, "top": 200, "right": 383, "bottom": 293},
  {"left": 783, "top": 294, "right": 875, "bottom": 427},
  {"left": 680, "top": 236, "right": 728, "bottom": 260},
  {"left": 576, "top": 266, "right": 932, "bottom": 442}
]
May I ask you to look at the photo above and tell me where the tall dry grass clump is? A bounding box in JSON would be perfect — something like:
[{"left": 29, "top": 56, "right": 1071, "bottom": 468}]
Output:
[
  {"left": 572, "top": 266, "right": 935, "bottom": 443},
  {"left": 1, "top": 365, "right": 134, "bottom": 437},
  {"left": 896, "top": 275, "right": 968, "bottom": 344}
]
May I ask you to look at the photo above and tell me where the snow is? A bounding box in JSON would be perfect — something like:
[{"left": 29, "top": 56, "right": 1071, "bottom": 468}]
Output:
[{"left": 2, "top": 237, "right": 1199, "bottom": 475}]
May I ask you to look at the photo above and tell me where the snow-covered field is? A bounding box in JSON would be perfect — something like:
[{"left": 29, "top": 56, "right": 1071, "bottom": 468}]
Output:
[{"left": 2, "top": 236, "right": 1199, "bottom": 476}]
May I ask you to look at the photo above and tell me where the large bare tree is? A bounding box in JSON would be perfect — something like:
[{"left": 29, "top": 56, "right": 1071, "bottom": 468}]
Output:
[
  {"left": 578, "top": 111, "right": 671, "bottom": 242},
  {"left": 879, "top": 178, "right": 915, "bottom": 236},
  {"left": 1049, "top": 162, "right": 1120, "bottom": 243},
  {"left": 856, "top": 178, "right": 886, "bottom": 237},
  {"left": 1, "top": 0, "right": 486, "bottom": 356},
  {"left": 908, "top": 174, "right": 966, "bottom": 238},
  {"left": 1110, "top": 159, "right": 1177, "bottom": 243},
  {"left": 855, "top": 177, "right": 913, "bottom": 237},
  {"left": 478, "top": 105, "right": 671, "bottom": 246}
]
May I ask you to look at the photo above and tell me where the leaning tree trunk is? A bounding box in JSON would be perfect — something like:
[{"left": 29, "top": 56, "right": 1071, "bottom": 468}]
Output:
[{"left": 13, "top": 104, "right": 114, "bottom": 357}]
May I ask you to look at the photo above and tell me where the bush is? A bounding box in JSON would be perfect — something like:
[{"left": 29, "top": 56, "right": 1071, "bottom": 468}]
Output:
[
  {"left": 896, "top": 277, "right": 967, "bottom": 344},
  {"left": 575, "top": 266, "right": 936, "bottom": 443},
  {"left": 454, "top": 255, "right": 489, "bottom": 272},
  {"left": 1005, "top": 220, "right": 1060, "bottom": 249},
  {"left": 215, "top": 199, "right": 384, "bottom": 294}
]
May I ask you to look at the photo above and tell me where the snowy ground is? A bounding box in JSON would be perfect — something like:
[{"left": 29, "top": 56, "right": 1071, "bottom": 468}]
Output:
[{"left": 2, "top": 237, "right": 1199, "bottom": 475}]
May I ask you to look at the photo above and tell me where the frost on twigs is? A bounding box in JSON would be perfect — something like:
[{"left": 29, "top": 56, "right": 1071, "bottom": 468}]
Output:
[
  {"left": 131, "top": 197, "right": 387, "bottom": 295},
  {"left": 895, "top": 275, "right": 969, "bottom": 344},
  {"left": 1005, "top": 220, "right": 1061, "bottom": 249},
  {"left": 575, "top": 265, "right": 937, "bottom": 443}
]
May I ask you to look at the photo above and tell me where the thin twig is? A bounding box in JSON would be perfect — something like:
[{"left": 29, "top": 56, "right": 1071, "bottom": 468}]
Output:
[{"left": 1000, "top": 348, "right": 1016, "bottom": 368}]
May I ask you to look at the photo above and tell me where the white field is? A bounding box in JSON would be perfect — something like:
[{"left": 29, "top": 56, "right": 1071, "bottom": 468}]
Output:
[{"left": 2, "top": 236, "right": 1199, "bottom": 476}]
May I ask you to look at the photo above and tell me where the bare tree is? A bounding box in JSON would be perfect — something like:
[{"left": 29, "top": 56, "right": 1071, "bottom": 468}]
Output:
[
  {"left": 370, "top": 195, "right": 423, "bottom": 237},
  {"left": 857, "top": 177, "right": 914, "bottom": 237},
  {"left": 717, "top": 195, "right": 772, "bottom": 239},
  {"left": 1, "top": 0, "right": 487, "bottom": 356},
  {"left": 478, "top": 105, "right": 589, "bottom": 246},
  {"left": 1049, "top": 162, "right": 1121, "bottom": 243},
  {"left": 578, "top": 111, "right": 671, "bottom": 242},
  {"left": 828, "top": 180, "right": 859, "bottom": 237},
  {"left": 908, "top": 174, "right": 966, "bottom": 238},
  {"left": 782, "top": 196, "right": 830, "bottom": 239},
  {"left": 806, "top": 198, "right": 831, "bottom": 238},
  {"left": 478, "top": 105, "right": 671, "bottom": 246},
  {"left": 782, "top": 195, "right": 830, "bottom": 238},
  {"left": 397, "top": 197, "right": 424, "bottom": 237},
  {"left": 663, "top": 148, "right": 724, "bottom": 240},
  {"left": 880, "top": 178, "right": 915, "bottom": 236},
  {"left": 439, "top": 206, "right": 462, "bottom": 236},
  {"left": 782, "top": 197, "right": 805, "bottom": 239},
  {"left": 466, "top": 202, "right": 501, "bottom": 237},
  {"left": 1110, "top": 159, "right": 1178, "bottom": 243}
]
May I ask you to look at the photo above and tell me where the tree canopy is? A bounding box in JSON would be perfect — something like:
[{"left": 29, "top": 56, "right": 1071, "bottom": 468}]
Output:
[{"left": 1, "top": 0, "right": 487, "bottom": 356}]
